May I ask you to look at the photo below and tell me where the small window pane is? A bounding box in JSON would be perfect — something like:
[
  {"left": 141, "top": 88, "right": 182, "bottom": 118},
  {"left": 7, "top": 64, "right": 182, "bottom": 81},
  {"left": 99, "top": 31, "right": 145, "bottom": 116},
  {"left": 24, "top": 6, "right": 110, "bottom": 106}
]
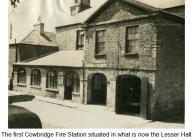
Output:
[
  {"left": 17, "top": 68, "right": 26, "bottom": 84},
  {"left": 96, "top": 30, "right": 105, "bottom": 54},
  {"left": 77, "top": 30, "right": 84, "bottom": 49},
  {"left": 65, "top": 72, "right": 80, "bottom": 92},
  {"left": 46, "top": 70, "right": 57, "bottom": 89},
  {"left": 31, "top": 69, "right": 41, "bottom": 86},
  {"left": 126, "top": 26, "right": 139, "bottom": 53}
]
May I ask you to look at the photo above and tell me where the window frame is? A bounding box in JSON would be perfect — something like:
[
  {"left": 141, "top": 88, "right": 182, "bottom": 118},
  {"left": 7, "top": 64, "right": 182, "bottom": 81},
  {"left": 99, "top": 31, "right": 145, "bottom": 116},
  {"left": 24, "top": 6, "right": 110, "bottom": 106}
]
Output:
[
  {"left": 65, "top": 71, "right": 80, "bottom": 93},
  {"left": 95, "top": 29, "right": 106, "bottom": 55},
  {"left": 31, "top": 69, "right": 41, "bottom": 87},
  {"left": 125, "top": 25, "right": 139, "bottom": 54},
  {"left": 17, "top": 68, "right": 26, "bottom": 84},
  {"left": 46, "top": 70, "right": 58, "bottom": 89},
  {"left": 76, "top": 30, "right": 85, "bottom": 50}
]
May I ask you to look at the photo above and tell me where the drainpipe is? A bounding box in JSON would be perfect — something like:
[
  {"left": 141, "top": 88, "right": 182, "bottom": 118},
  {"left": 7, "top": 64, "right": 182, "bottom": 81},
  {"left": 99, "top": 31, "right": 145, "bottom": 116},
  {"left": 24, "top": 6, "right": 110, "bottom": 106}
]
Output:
[
  {"left": 13, "top": 38, "right": 18, "bottom": 79},
  {"left": 82, "top": 61, "right": 86, "bottom": 104},
  {"left": 15, "top": 39, "right": 18, "bottom": 62}
]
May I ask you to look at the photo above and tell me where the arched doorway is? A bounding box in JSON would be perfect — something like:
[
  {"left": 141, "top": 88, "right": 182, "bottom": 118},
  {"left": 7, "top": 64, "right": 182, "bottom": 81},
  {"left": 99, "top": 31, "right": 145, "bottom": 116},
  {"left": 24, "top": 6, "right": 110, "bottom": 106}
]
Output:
[
  {"left": 64, "top": 72, "right": 80, "bottom": 100},
  {"left": 87, "top": 73, "right": 107, "bottom": 105},
  {"left": 116, "top": 75, "right": 141, "bottom": 115}
]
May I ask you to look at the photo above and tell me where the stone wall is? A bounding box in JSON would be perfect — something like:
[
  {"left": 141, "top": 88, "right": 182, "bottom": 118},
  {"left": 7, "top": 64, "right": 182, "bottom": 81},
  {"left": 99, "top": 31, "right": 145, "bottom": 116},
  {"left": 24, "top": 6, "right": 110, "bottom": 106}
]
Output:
[
  {"left": 13, "top": 66, "right": 84, "bottom": 103},
  {"left": 83, "top": 0, "right": 158, "bottom": 118},
  {"left": 11, "top": 0, "right": 184, "bottom": 121},
  {"left": 84, "top": 68, "right": 156, "bottom": 112},
  {"left": 84, "top": 20, "right": 157, "bottom": 71},
  {"left": 91, "top": 0, "right": 148, "bottom": 24},
  {"left": 9, "top": 45, "right": 16, "bottom": 79},
  {"left": 154, "top": 23, "right": 184, "bottom": 120},
  {"left": 56, "top": 24, "right": 82, "bottom": 51}
]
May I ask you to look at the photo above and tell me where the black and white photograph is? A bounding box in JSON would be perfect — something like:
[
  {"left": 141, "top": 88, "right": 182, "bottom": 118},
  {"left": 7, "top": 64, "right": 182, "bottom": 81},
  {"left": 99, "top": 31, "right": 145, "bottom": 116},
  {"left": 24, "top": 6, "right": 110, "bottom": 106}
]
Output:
[{"left": 7, "top": 0, "right": 185, "bottom": 129}]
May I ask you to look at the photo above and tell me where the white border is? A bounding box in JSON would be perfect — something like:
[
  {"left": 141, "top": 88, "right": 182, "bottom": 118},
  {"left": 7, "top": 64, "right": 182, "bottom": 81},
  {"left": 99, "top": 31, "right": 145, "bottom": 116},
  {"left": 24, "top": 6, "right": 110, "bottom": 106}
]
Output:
[
  {"left": 0, "top": 0, "right": 193, "bottom": 140},
  {"left": 0, "top": 0, "right": 8, "bottom": 129}
]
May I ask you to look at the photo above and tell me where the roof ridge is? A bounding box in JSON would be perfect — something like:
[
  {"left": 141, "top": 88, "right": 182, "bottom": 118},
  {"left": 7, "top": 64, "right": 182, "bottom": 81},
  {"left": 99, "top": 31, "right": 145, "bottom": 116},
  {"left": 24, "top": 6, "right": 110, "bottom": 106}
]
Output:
[
  {"left": 163, "top": 4, "right": 185, "bottom": 10},
  {"left": 121, "top": 0, "right": 158, "bottom": 12},
  {"left": 19, "top": 30, "right": 58, "bottom": 46},
  {"left": 41, "top": 33, "right": 53, "bottom": 42},
  {"left": 158, "top": 9, "right": 184, "bottom": 19},
  {"left": 84, "top": 0, "right": 158, "bottom": 24}
]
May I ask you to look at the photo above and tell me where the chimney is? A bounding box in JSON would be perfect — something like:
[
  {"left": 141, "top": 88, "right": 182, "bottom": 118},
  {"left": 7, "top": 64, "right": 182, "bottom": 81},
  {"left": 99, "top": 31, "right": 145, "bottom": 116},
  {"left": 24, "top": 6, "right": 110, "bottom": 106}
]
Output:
[
  {"left": 33, "top": 23, "right": 44, "bottom": 34},
  {"left": 70, "top": 0, "right": 91, "bottom": 16}
]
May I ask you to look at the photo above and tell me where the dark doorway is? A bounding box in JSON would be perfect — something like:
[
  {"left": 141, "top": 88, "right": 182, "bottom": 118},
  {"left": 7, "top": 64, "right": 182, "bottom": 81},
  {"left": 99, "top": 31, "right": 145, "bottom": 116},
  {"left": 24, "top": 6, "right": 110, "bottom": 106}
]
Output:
[
  {"left": 64, "top": 72, "right": 80, "bottom": 100},
  {"left": 116, "top": 75, "right": 141, "bottom": 115},
  {"left": 90, "top": 73, "right": 107, "bottom": 105}
]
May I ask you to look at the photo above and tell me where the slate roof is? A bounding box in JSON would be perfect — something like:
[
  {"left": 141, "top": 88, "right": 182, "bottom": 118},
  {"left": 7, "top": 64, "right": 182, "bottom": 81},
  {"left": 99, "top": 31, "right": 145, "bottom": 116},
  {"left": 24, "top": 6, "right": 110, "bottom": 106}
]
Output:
[
  {"left": 9, "top": 30, "right": 58, "bottom": 47},
  {"left": 14, "top": 50, "right": 84, "bottom": 67}
]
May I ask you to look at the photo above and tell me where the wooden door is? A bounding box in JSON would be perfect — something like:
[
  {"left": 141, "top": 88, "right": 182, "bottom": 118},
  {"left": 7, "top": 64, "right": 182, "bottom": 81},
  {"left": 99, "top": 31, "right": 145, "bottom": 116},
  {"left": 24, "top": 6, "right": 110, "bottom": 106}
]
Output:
[{"left": 140, "top": 77, "right": 149, "bottom": 119}]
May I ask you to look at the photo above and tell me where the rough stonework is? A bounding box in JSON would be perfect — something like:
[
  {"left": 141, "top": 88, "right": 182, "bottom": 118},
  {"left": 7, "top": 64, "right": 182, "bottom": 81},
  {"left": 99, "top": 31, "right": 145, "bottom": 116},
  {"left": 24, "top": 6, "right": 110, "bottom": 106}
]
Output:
[
  {"left": 154, "top": 23, "right": 184, "bottom": 120},
  {"left": 11, "top": 0, "right": 185, "bottom": 121}
]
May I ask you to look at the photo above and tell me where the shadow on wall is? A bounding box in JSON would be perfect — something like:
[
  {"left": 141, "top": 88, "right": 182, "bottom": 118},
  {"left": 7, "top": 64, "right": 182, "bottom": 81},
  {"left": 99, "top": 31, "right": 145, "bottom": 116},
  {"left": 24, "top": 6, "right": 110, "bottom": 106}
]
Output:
[{"left": 149, "top": 83, "right": 185, "bottom": 123}]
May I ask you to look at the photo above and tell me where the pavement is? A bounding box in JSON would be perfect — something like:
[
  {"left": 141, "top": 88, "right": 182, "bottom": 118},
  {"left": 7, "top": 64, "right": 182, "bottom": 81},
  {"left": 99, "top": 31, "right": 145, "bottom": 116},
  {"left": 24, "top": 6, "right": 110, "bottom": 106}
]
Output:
[{"left": 9, "top": 90, "right": 184, "bottom": 128}]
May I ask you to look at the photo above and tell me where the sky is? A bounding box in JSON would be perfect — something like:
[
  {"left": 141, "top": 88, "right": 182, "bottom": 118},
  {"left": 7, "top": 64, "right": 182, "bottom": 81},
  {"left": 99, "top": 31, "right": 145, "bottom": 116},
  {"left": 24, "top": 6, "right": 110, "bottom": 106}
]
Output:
[{"left": 9, "top": 0, "right": 184, "bottom": 40}]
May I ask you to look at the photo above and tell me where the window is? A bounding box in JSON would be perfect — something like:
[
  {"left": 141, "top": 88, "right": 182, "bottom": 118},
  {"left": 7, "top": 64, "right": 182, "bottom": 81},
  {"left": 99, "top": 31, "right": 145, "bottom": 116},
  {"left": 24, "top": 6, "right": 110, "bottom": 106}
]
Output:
[
  {"left": 17, "top": 68, "right": 26, "bottom": 84},
  {"left": 95, "top": 30, "right": 105, "bottom": 55},
  {"left": 65, "top": 72, "right": 80, "bottom": 93},
  {"left": 46, "top": 70, "right": 57, "bottom": 89},
  {"left": 76, "top": 30, "right": 84, "bottom": 50},
  {"left": 31, "top": 69, "right": 41, "bottom": 86},
  {"left": 126, "top": 26, "right": 139, "bottom": 53}
]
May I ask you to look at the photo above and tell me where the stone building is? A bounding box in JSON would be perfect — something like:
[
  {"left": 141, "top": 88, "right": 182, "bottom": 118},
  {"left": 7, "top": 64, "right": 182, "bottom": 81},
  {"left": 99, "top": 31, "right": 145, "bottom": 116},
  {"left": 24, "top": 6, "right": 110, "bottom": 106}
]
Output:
[
  {"left": 9, "top": 23, "right": 58, "bottom": 81},
  {"left": 11, "top": 0, "right": 185, "bottom": 120}
]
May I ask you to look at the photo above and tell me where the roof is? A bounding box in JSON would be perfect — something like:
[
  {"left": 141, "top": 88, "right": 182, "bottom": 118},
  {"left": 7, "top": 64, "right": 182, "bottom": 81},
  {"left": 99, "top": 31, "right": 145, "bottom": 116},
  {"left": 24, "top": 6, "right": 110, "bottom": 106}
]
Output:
[
  {"left": 9, "top": 30, "right": 58, "bottom": 46},
  {"left": 14, "top": 50, "right": 84, "bottom": 67},
  {"left": 157, "top": 9, "right": 184, "bottom": 22},
  {"left": 163, "top": 5, "right": 185, "bottom": 18},
  {"left": 56, "top": 0, "right": 185, "bottom": 28},
  {"left": 44, "top": 32, "right": 57, "bottom": 43},
  {"left": 56, "top": 0, "right": 109, "bottom": 28},
  {"left": 135, "top": 0, "right": 184, "bottom": 9},
  {"left": 122, "top": 0, "right": 158, "bottom": 12},
  {"left": 10, "top": 0, "right": 185, "bottom": 39}
]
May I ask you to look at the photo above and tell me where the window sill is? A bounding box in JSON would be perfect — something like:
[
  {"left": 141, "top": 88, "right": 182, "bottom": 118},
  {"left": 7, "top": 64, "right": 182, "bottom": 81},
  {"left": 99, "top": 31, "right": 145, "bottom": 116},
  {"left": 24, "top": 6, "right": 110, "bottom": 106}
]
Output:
[
  {"left": 94, "top": 53, "right": 106, "bottom": 58},
  {"left": 72, "top": 92, "right": 80, "bottom": 97},
  {"left": 123, "top": 52, "right": 138, "bottom": 57},
  {"left": 76, "top": 48, "right": 84, "bottom": 50},
  {"left": 31, "top": 86, "right": 41, "bottom": 89},
  {"left": 46, "top": 88, "right": 59, "bottom": 93},
  {"left": 17, "top": 83, "right": 27, "bottom": 87}
]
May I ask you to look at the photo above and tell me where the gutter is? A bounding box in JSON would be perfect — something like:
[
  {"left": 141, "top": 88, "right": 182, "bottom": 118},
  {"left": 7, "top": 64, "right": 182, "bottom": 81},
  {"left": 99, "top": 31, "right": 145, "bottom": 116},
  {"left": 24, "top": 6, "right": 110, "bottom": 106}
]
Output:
[{"left": 55, "top": 23, "right": 82, "bottom": 29}]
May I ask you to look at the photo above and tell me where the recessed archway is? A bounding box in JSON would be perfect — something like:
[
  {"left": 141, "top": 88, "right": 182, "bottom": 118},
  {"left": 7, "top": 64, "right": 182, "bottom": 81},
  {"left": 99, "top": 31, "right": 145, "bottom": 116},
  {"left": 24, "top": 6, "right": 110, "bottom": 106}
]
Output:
[
  {"left": 116, "top": 74, "right": 141, "bottom": 115},
  {"left": 87, "top": 73, "right": 107, "bottom": 105}
]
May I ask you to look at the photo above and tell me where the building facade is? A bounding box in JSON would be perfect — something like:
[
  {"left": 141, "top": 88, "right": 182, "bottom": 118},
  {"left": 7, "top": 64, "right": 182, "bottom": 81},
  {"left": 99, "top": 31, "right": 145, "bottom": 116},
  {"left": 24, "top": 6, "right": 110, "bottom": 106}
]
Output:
[
  {"left": 11, "top": 0, "right": 185, "bottom": 120},
  {"left": 9, "top": 23, "right": 58, "bottom": 86}
]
